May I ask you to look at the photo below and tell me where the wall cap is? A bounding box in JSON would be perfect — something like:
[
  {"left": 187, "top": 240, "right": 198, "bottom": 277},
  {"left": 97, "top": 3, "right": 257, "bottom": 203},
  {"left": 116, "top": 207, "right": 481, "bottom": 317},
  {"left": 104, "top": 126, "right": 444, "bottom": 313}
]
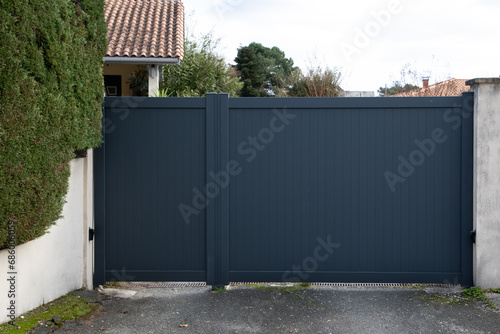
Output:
[{"left": 466, "top": 78, "right": 500, "bottom": 86}]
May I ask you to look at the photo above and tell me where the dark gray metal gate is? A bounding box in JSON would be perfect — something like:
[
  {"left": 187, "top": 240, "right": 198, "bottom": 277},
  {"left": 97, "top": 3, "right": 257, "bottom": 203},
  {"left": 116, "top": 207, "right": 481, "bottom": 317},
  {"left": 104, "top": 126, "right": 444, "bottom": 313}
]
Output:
[{"left": 94, "top": 93, "right": 473, "bottom": 286}]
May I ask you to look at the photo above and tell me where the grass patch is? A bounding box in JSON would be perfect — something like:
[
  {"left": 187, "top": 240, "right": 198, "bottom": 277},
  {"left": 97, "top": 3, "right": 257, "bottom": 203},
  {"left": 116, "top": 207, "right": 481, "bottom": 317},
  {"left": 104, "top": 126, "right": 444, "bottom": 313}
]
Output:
[
  {"left": 104, "top": 281, "right": 120, "bottom": 288},
  {"left": 0, "top": 292, "right": 96, "bottom": 333},
  {"left": 462, "top": 287, "right": 498, "bottom": 309},
  {"left": 211, "top": 286, "right": 226, "bottom": 293}
]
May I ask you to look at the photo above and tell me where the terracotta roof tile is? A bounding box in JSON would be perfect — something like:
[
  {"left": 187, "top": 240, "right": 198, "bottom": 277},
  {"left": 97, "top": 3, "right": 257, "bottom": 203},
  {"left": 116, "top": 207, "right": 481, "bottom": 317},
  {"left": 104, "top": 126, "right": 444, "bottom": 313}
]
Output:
[
  {"left": 105, "top": 0, "right": 184, "bottom": 59},
  {"left": 392, "top": 79, "right": 470, "bottom": 97}
]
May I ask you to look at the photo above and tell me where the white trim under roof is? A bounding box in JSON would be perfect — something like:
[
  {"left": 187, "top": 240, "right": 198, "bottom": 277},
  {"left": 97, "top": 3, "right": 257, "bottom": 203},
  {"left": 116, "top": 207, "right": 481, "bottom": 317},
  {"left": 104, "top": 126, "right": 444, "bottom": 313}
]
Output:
[{"left": 103, "top": 57, "right": 180, "bottom": 65}]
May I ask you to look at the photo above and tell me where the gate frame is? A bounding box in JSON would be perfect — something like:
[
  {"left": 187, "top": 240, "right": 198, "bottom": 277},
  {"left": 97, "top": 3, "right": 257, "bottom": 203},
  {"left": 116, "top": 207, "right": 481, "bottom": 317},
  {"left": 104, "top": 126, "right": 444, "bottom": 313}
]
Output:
[
  {"left": 206, "top": 94, "right": 230, "bottom": 287},
  {"left": 94, "top": 93, "right": 474, "bottom": 287},
  {"left": 460, "top": 92, "right": 474, "bottom": 287}
]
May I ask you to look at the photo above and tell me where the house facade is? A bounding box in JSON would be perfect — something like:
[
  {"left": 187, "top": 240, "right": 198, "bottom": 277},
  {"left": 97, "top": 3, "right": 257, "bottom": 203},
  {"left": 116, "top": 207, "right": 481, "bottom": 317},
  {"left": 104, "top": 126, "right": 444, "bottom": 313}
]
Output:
[{"left": 104, "top": 0, "right": 185, "bottom": 96}]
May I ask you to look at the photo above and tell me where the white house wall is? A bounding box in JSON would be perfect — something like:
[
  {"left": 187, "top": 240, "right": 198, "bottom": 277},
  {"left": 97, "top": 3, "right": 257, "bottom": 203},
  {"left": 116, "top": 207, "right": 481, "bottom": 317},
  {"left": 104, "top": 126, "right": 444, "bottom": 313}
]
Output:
[{"left": 0, "top": 151, "right": 94, "bottom": 324}]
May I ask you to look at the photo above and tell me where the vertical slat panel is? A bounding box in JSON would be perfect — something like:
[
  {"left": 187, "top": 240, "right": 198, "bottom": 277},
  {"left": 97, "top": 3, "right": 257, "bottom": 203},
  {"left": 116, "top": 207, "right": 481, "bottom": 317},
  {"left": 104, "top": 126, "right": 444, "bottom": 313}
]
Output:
[
  {"left": 226, "top": 97, "right": 470, "bottom": 284},
  {"left": 100, "top": 97, "right": 207, "bottom": 282}
]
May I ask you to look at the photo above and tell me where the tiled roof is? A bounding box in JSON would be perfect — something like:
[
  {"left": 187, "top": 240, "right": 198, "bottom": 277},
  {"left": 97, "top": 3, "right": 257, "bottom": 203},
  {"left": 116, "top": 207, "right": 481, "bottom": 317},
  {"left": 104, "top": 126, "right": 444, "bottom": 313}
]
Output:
[
  {"left": 105, "top": 0, "right": 184, "bottom": 59},
  {"left": 393, "top": 79, "right": 469, "bottom": 97}
]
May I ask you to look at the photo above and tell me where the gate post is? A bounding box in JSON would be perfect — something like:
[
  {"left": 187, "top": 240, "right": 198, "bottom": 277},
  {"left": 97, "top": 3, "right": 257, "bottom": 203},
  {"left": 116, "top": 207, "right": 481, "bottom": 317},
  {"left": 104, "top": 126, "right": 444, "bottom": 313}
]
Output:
[
  {"left": 467, "top": 78, "right": 500, "bottom": 289},
  {"left": 205, "top": 93, "right": 230, "bottom": 288},
  {"left": 460, "top": 92, "right": 474, "bottom": 287},
  {"left": 93, "top": 105, "right": 107, "bottom": 286}
]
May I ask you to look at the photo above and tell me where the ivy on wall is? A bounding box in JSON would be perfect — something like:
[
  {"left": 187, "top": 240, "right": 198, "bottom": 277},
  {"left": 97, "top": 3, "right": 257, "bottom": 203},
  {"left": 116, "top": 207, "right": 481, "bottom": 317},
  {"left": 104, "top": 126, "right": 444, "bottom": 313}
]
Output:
[{"left": 0, "top": 0, "right": 106, "bottom": 249}]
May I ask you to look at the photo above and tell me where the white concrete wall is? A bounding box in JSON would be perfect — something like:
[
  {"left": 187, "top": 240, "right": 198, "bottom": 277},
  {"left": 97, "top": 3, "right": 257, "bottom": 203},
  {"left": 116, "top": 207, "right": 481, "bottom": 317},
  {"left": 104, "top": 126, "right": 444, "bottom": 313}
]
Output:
[
  {"left": 468, "top": 78, "right": 500, "bottom": 289},
  {"left": 0, "top": 151, "right": 94, "bottom": 324}
]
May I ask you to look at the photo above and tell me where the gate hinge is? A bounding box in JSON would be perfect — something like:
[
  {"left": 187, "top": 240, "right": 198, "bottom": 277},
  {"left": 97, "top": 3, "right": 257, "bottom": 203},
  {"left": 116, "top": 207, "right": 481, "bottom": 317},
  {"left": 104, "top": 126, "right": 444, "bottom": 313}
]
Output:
[
  {"left": 89, "top": 228, "right": 95, "bottom": 241},
  {"left": 470, "top": 230, "right": 476, "bottom": 244}
]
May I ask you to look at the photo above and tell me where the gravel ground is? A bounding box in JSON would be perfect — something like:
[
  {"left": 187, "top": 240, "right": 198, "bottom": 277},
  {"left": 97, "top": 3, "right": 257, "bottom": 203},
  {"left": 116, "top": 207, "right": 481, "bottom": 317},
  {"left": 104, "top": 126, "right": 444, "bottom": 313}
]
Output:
[{"left": 50, "top": 285, "right": 500, "bottom": 334}]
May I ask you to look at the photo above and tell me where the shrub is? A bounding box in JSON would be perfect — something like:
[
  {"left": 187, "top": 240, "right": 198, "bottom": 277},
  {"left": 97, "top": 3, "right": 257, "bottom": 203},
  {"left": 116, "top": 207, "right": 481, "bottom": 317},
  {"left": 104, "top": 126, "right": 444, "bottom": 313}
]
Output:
[
  {"left": 0, "top": 0, "right": 106, "bottom": 249},
  {"left": 287, "top": 66, "right": 342, "bottom": 97},
  {"left": 161, "top": 34, "right": 243, "bottom": 97}
]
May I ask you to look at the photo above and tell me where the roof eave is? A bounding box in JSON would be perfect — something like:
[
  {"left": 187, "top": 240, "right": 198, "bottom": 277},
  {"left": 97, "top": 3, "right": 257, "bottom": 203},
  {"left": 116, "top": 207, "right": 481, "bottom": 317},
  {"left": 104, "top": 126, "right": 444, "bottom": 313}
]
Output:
[{"left": 103, "top": 57, "right": 180, "bottom": 65}]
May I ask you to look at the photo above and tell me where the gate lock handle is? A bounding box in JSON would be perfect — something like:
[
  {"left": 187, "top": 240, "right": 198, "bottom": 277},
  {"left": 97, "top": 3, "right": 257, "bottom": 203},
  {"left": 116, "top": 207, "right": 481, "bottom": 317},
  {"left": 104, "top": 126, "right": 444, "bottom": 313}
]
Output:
[{"left": 470, "top": 230, "right": 476, "bottom": 244}]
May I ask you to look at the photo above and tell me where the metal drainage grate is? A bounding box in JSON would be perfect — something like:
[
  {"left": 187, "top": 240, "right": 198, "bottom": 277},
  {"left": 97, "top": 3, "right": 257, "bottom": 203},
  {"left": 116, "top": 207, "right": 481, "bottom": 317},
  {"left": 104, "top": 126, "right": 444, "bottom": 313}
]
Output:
[
  {"left": 308, "top": 282, "right": 460, "bottom": 288},
  {"left": 123, "top": 282, "right": 207, "bottom": 288},
  {"left": 229, "top": 282, "right": 460, "bottom": 288},
  {"left": 121, "top": 282, "right": 460, "bottom": 288}
]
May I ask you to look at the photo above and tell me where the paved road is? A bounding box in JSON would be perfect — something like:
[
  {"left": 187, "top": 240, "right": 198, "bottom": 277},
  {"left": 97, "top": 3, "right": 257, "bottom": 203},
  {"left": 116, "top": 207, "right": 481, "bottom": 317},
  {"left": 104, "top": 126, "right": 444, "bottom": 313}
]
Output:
[{"left": 56, "top": 285, "right": 500, "bottom": 334}]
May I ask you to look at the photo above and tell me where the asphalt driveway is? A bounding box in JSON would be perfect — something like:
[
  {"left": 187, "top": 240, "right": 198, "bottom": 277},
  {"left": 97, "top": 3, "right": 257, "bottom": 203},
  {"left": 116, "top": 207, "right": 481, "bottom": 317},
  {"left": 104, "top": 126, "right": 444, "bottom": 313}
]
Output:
[{"left": 55, "top": 284, "right": 500, "bottom": 334}]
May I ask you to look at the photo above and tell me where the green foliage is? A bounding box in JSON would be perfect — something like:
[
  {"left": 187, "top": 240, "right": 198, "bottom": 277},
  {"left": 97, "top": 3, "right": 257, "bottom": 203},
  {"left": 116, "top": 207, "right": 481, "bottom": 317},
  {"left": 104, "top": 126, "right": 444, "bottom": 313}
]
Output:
[
  {"left": 235, "top": 42, "right": 297, "bottom": 97},
  {"left": 0, "top": 292, "right": 96, "bottom": 333},
  {"left": 211, "top": 286, "right": 226, "bottom": 293},
  {"left": 234, "top": 45, "right": 267, "bottom": 97},
  {"left": 287, "top": 66, "right": 342, "bottom": 97},
  {"left": 462, "top": 287, "right": 497, "bottom": 309},
  {"left": 378, "top": 82, "right": 419, "bottom": 96},
  {"left": 150, "top": 87, "right": 173, "bottom": 97},
  {"left": 161, "top": 34, "right": 243, "bottom": 97},
  {"left": 462, "top": 287, "right": 485, "bottom": 299},
  {"left": 127, "top": 65, "right": 148, "bottom": 96},
  {"left": 0, "top": 0, "right": 106, "bottom": 249}
]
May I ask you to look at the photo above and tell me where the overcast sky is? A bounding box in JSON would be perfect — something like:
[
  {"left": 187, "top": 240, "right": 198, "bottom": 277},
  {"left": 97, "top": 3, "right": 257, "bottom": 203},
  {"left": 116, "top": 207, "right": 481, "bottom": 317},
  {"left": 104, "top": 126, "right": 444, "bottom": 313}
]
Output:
[{"left": 182, "top": 0, "right": 499, "bottom": 93}]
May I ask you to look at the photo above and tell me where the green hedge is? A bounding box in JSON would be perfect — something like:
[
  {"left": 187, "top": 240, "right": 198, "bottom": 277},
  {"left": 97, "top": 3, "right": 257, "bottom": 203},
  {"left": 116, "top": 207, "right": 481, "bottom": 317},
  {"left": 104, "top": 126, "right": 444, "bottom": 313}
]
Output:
[{"left": 0, "top": 0, "right": 106, "bottom": 249}]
